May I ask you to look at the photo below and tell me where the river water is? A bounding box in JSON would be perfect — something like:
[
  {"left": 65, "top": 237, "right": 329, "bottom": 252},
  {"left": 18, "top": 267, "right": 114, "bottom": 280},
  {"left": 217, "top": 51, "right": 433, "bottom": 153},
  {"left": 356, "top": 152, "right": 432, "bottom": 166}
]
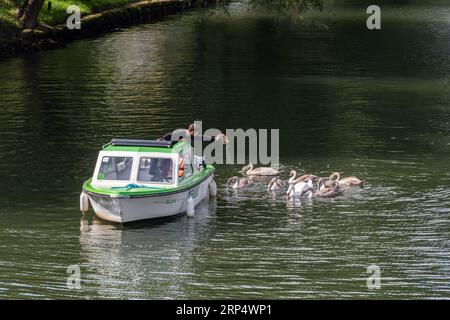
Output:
[{"left": 0, "top": 1, "right": 449, "bottom": 299}]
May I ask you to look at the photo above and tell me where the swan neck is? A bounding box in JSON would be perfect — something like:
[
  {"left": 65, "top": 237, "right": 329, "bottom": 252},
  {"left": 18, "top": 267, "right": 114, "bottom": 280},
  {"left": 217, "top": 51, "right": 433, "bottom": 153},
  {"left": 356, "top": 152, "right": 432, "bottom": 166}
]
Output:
[{"left": 288, "top": 170, "right": 297, "bottom": 184}]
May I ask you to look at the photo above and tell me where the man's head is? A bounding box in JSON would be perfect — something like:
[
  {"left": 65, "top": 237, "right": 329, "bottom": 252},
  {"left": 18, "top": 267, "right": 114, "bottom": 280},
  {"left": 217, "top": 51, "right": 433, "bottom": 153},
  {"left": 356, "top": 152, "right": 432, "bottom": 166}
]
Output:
[{"left": 187, "top": 123, "right": 195, "bottom": 135}]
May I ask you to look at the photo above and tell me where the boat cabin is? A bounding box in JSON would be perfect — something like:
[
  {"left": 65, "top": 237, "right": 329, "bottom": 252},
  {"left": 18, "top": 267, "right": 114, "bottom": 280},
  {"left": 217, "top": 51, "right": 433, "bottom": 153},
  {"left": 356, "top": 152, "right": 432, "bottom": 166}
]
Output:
[{"left": 91, "top": 139, "right": 204, "bottom": 189}]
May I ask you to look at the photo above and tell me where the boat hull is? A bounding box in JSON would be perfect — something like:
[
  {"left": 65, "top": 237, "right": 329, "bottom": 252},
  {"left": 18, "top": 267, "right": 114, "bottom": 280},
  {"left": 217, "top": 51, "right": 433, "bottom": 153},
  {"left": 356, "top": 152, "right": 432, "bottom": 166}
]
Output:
[{"left": 86, "top": 175, "right": 214, "bottom": 223}]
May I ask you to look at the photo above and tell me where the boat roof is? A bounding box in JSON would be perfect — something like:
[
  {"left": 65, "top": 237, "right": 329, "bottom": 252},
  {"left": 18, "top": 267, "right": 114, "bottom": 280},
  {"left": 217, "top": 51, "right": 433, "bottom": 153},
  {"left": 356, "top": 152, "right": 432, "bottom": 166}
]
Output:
[{"left": 101, "top": 139, "right": 186, "bottom": 154}]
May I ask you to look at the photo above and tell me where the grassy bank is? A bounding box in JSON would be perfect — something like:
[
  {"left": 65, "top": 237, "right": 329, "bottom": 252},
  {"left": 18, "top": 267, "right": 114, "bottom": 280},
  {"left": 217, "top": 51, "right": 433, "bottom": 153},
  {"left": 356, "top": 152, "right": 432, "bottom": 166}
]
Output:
[
  {"left": 38, "top": 0, "right": 144, "bottom": 25},
  {"left": 1, "top": 0, "right": 202, "bottom": 58},
  {"left": 0, "top": 0, "right": 145, "bottom": 33}
]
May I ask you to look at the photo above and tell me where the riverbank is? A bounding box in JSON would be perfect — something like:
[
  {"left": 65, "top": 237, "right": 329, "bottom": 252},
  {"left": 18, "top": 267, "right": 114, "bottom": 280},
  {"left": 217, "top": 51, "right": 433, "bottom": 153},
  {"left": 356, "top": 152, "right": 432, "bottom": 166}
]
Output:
[{"left": 0, "top": 0, "right": 212, "bottom": 60}]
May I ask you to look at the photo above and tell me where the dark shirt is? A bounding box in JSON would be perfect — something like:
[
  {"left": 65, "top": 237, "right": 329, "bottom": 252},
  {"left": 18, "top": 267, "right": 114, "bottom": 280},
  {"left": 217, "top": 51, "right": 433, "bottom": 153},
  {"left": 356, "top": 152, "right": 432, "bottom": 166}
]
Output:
[{"left": 162, "top": 132, "right": 215, "bottom": 143}]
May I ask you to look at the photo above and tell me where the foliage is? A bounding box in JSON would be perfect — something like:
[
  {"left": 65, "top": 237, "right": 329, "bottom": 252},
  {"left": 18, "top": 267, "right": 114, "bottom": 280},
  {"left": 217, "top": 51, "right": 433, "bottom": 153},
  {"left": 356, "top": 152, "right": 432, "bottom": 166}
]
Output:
[{"left": 0, "top": 1, "right": 20, "bottom": 34}]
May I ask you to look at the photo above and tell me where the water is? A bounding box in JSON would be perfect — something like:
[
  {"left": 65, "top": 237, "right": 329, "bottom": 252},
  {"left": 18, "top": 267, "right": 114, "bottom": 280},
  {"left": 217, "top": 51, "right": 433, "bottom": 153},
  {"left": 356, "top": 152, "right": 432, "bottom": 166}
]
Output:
[{"left": 0, "top": 1, "right": 450, "bottom": 299}]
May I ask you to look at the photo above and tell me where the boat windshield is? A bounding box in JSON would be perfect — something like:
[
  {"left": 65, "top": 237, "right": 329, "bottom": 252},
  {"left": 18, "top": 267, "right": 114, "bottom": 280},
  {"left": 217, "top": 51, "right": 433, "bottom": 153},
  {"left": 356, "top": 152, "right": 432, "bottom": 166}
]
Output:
[
  {"left": 137, "top": 157, "right": 174, "bottom": 184},
  {"left": 97, "top": 156, "right": 134, "bottom": 181}
]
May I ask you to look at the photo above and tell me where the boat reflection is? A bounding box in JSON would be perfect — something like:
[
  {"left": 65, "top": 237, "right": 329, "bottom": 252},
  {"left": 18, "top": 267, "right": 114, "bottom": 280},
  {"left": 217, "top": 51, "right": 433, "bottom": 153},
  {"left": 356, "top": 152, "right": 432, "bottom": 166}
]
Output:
[{"left": 78, "top": 198, "right": 215, "bottom": 299}]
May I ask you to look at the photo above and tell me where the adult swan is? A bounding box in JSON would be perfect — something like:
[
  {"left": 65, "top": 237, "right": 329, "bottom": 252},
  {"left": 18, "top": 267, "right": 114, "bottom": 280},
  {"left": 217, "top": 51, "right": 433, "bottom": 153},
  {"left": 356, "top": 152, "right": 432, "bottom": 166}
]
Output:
[{"left": 242, "top": 164, "right": 280, "bottom": 176}]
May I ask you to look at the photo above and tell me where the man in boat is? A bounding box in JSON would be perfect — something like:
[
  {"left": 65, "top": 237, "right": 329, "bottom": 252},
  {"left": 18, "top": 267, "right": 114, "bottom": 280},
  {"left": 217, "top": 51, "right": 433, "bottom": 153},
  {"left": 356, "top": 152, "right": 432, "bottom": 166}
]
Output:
[{"left": 161, "top": 123, "right": 229, "bottom": 144}]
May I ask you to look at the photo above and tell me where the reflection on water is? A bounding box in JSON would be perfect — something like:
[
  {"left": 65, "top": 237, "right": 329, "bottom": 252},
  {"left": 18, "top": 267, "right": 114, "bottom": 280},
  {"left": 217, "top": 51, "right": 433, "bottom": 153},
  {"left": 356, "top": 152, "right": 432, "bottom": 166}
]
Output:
[
  {"left": 0, "top": 1, "right": 449, "bottom": 298},
  {"left": 79, "top": 199, "right": 214, "bottom": 299}
]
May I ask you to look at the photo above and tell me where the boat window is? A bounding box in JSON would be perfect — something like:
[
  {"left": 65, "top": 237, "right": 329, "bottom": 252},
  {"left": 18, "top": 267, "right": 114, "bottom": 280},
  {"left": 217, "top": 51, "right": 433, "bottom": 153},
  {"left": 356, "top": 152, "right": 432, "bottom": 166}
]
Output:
[
  {"left": 137, "top": 157, "right": 174, "bottom": 184},
  {"left": 97, "top": 156, "right": 134, "bottom": 181}
]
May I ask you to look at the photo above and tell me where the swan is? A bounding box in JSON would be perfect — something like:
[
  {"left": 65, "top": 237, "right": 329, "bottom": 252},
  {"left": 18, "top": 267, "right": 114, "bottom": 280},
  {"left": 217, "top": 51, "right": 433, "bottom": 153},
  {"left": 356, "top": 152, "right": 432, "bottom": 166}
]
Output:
[
  {"left": 288, "top": 170, "right": 318, "bottom": 185},
  {"left": 242, "top": 163, "right": 279, "bottom": 176},
  {"left": 325, "top": 178, "right": 339, "bottom": 188},
  {"left": 314, "top": 178, "right": 345, "bottom": 198},
  {"left": 227, "top": 176, "right": 253, "bottom": 189},
  {"left": 215, "top": 133, "right": 230, "bottom": 144},
  {"left": 267, "top": 178, "right": 285, "bottom": 191},
  {"left": 329, "top": 172, "right": 364, "bottom": 187},
  {"left": 287, "top": 179, "right": 314, "bottom": 198},
  {"left": 304, "top": 179, "right": 315, "bottom": 198}
]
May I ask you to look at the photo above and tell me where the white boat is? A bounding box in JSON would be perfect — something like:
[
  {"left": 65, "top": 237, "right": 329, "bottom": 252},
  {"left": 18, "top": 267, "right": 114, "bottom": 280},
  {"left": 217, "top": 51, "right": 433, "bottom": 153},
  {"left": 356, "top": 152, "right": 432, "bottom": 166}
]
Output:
[{"left": 80, "top": 139, "right": 216, "bottom": 223}]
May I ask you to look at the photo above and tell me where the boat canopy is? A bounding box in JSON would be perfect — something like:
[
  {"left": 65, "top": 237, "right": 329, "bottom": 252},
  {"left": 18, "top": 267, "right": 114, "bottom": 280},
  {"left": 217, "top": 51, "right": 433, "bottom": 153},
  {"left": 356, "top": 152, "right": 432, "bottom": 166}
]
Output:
[
  {"left": 110, "top": 139, "right": 176, "bottom": 148},
  {"left": 91, "top": 139, "right": 206, "bottom": 189}
]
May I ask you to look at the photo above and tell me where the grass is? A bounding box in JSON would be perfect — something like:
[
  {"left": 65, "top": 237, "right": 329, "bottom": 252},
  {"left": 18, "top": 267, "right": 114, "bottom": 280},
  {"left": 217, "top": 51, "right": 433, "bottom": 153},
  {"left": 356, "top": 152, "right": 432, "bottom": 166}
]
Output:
[
  {"left": 0, "top": 0, "right": 144, "bottom": 31},
  {"left": 0, "top": 1, "right": 21, "bottom": 35},
  {"left": 38, "top": 0, "right": 143, "bottom": 25}
]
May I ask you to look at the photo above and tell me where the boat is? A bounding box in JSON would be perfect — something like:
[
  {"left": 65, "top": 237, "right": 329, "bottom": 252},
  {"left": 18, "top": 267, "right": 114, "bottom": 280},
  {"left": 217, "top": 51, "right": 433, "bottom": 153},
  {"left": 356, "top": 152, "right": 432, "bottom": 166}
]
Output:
[{"left": 80, "top": 139, "right": 217, "bottom": 223}]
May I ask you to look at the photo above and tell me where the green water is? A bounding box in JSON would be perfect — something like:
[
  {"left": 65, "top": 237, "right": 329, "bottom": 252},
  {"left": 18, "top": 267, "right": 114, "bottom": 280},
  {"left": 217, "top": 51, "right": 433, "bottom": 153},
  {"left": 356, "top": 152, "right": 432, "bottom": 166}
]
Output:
[{"left": 0, "top": 1, "right": 449, "bottom": 299}]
